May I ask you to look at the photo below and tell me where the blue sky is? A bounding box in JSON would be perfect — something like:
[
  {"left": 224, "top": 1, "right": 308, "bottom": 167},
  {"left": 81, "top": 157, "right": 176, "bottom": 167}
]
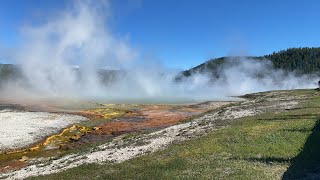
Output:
[{"left": 1, "top": 0, "right": 320, "bottom": 69}]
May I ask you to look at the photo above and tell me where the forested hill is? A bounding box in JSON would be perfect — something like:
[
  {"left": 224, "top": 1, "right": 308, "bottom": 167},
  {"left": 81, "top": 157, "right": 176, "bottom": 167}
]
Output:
[
  {"left": 266, "top": 47, "right": 320, "bottom": 73},
  {"left": 180, "top": 47, "right": 320, "bottom": 78}
]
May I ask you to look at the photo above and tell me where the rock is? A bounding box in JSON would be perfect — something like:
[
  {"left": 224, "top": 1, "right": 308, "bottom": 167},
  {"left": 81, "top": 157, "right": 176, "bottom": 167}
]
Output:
[
  {"left": 92, "top": 127, "right": 101, "bottom": 131},
  {"left": 19, "top": 156, "right": 29, "bottom": 162}
]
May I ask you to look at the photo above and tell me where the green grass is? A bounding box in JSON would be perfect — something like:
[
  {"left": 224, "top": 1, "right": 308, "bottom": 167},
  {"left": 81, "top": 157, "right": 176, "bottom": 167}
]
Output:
[{"left": 30, "top": 89, "right": 320, "bottom": 179}]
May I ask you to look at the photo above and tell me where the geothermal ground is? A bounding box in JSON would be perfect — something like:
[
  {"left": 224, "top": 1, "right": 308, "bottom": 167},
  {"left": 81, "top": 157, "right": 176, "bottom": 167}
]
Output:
[
  {"left": 0, "top": 99, "right": 229, "bottom": 178},
  {"left": 1, "top": 89, "right": 320, "bottom": 179},
  {"left": 0, "top": 109, "right": 87, "bottom": 151}
]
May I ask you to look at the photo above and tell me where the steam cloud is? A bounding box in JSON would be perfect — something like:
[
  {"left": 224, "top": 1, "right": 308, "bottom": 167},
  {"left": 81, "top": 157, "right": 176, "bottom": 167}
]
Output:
[{"left": 0, "top": 1, "right": 317, "bottom": 103}]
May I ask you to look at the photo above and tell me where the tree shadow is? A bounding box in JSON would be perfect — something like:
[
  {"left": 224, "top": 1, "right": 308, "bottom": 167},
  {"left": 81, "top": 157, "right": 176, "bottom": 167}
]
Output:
[
  {"left": 232, "top": 156, "right": 290, "bottom": 164},
  {"left": 282, "top": 119, "right": 320, "bottom": 179}
]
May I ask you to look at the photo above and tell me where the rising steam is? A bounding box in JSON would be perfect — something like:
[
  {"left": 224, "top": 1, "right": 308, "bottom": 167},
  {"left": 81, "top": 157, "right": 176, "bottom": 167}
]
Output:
[{"left": 0, "top": 1, "right": 317, "bottom": 103}]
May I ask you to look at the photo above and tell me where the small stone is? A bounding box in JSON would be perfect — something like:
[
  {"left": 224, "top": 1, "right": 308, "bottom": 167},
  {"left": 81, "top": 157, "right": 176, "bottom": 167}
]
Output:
[
  {"left": 19, "top": 156, "right": 29, "bottom": 162},
  {"left": 92, "top": 127, "right": 101, "bottom": 131},
  {"left": 267, "top": 161, "right": 273, "bottom": 165}
]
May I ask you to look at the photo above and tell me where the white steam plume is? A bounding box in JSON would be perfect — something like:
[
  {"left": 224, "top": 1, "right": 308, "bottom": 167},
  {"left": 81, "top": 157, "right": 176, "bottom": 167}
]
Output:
[
  {"left": 14, "top": 1, "right": 136, "bottom": 98},
  {"left": 0, "top": 1, "right": 317, "bottom": 103},
  {"left": 206, "top": 57, "right": 317, "bottom": 96}
]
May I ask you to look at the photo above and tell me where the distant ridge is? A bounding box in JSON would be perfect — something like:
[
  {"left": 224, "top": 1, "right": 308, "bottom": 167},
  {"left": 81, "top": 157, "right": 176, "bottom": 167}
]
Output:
[
  {"left": 2, "top": 47, "right": 320, "bottom": 84},
  {"left": 179, "top": 47, "right": 320, "bottom": 79},
  {"left": 0, "top": 64, "right": 122, "bottom": 86}
]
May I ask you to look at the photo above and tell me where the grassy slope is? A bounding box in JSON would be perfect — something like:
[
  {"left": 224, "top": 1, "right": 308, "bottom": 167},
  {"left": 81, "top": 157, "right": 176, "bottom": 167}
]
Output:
[{"left": 31, "top": 89, "right": 320, "bottom": 179}]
